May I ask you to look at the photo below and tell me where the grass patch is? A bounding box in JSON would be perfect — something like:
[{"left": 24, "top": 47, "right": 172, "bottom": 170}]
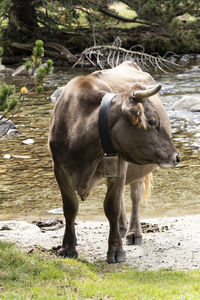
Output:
[
  {"left": 109, "top": 1, "right": 138, "bottom": 28},
  {"left": 0, "top": 240, "right": 200, "bottom": 299}
]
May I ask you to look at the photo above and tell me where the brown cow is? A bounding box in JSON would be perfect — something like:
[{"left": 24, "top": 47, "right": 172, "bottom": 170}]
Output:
[{"left": 49, "top": 61, "right": 180, "bottom": 263}]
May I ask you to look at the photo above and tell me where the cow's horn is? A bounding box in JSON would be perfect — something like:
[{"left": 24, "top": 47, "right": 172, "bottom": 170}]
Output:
[{"left": 133, "top": 84, "right": 162, "bottom": 101}]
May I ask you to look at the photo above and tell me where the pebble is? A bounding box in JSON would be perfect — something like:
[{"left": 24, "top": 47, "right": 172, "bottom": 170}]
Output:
[
  {"left": 7, "top": 128, "right": 19, "bottom": 135},
  {"left": 3, "top": 154, "right": 11, "bottom": 159},
  {"left": 50, "top": 86, "right": 64, "bottom": 103},
  {"left": 22, "top": 138, "right": 35, "bottom": 145},
  {"left": 0, "top": 225, "right": 12, "bottom": 230}
]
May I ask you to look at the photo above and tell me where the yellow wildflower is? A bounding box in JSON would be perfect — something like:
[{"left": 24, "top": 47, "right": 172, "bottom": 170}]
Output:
[
  {"left": 20, "top": 87, "right": 28, "bottom": 94},
  {"left": 61, "top": 15, "right": 66, "bottom": 22}
]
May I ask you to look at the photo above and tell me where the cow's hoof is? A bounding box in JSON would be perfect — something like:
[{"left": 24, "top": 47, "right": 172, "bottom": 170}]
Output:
[
  {"left": 126, "top": 232, "right": 142, "bottom": 245},
  {"left": 107, "top": 249, "right": 126, "bottom": 264},
  {"left": 58, "top": 247, "right": 78, "bottom": 258}
]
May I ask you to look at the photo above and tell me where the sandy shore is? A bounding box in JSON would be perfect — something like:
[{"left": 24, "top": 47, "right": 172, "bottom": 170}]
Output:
[{"left": 0, "top": 215, "right": 199, "bottom": 270}]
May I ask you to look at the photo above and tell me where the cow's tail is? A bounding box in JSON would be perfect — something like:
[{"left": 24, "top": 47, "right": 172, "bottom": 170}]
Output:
[{"left": 142, "top": 173, "right": 153, "bottom": 203}]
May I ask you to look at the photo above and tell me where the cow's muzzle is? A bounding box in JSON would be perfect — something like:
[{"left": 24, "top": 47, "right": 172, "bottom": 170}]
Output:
[{"left": 159, "top": 151, "right": 180, "bottom": 168}]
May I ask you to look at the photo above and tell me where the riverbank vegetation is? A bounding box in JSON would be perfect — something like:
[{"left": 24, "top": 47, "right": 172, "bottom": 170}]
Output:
[
  {"left": 0, "top": 241, "right": 199, "bottom": 299},
  {"left": 0, "top": 40, "right": 53, "bottom": 137},
  {"left": 0, "top": 1, "right": 200, "bottom": 65}
]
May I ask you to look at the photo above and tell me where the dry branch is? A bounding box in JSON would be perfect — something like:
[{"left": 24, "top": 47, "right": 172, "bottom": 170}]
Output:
[{"left": 73, "top": 39, "right": 179, "bottom": 72}]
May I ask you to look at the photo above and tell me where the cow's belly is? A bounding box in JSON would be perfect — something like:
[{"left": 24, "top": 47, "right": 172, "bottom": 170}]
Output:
[
  {"left": 93, "top": 160, "right": 157, "bottom": 186},
  {"left": 75, "top": 160, "right": 157, "bottom": 200}
]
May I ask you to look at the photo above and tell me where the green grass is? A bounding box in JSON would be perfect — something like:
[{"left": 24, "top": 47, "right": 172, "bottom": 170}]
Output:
[
  {"left": 109, "top": 1, "right": 138, "bottom": 28},
  {"left": 0, "top": 240, "right": 200, "bottom": 299}
]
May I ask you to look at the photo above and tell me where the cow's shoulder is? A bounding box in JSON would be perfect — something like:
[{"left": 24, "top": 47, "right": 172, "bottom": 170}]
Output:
[
  {"left": 69, "top": 74, "right": 111, "bottom": 107},
  {"left": 55, "top": 74, "right": 110, "bottom": 124}
]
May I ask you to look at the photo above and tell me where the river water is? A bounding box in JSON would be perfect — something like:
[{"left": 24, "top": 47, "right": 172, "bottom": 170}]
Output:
[{"left": 0, "top": 57, "right": 200, "bottom": 221}]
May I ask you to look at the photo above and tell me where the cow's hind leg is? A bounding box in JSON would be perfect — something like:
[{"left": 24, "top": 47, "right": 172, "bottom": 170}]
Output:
[
  {"left": 104, "top": 166, "right": 127, "bottom": 263},
  {"left": 53, "top": 163, "right": 79, "bottom": 258},
  {"left": 126, "top": 181, "right": 144, "bottom": 245}
]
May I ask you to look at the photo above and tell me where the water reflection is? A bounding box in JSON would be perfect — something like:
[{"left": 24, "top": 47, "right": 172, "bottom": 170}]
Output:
[{"left": 0, "top": 60, "right": 200, "bottom": 221}]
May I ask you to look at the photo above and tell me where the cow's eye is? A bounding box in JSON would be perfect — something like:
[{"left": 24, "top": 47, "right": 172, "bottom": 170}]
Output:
[{"left": 148, "top": 119, "right": 157, "bottom": 127}]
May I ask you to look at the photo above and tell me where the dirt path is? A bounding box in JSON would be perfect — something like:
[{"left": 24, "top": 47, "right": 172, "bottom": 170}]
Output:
[{"left": 0, "top": 215, "right": 199, "bottom": 270}]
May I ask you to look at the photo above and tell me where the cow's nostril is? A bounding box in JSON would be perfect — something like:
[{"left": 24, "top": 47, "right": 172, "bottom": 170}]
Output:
[{"left": 176, "top": 154, "right": 181, "bottom": 164}]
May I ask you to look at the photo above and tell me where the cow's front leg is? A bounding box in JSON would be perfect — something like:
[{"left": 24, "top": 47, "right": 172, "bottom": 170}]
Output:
[
  {"left": 126, "top": 181, "right": 144, "bottom": 245},
  {"left": 104, "top": 164, "right": 127, "bottom": 263},
  {"left": 54, "top": 164, "right": 79, "bottom": 258},
  {"left": 119, "top": 194, "right": 128, "bottom": 238}
]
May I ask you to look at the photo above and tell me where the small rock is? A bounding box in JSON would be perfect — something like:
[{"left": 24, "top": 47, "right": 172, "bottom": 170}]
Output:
[
  {"left": 12, "top": 155, "right": 31, "bottom": 159},
  {"left": 51, "top": 245, "right": 61, "bottom": 253},
  {"left": 179, "top": 54, "right": 190, "bottom": 64},
  {"left": 12, "top": 65, "right": 29, "bottom": 76},
  {"left": 0, "top": 117, "right": 17, "bottom": 136},
  {"left": 50, "top": 86, "right": 64, "bottom": 103},
  {"left": 3, "top": 154, "right": 12, "bottom": 159},
  {"left": 0, "top": 64, "right": 15, "bottom": 75},
  {"left": 0, "top": 64, "right": 6, "bottom": 74},
  {"left": 191, "top": 105, "right": 200, "bottom": 112},
  {"left": 6, "top": 67, "right": 15, "bottom": 74},
  {"left": 161, "top": 225, "right": 169, "bottom": 231},
  {"left": 32, "top": 218, "right": 64, "bottom": 231},
  {"left": 28, "top": 248, "right": 34, "bottom": 254},
  {"left": 7, "top": 128, "right": 19, "bottom": 136},
  {"left": 0, "top": 225, "right": 12, "bottom": 230},
  {"left": 191, "top": 144, "right": 200, "bottom": 150},
  {"left": 141, "top": 222, "right": 160, "bottom": 233},
  {"left": 22, "top": 138, "right": 35, "bottom": 145},
  {"left": 173, "top": 95, "right": 200, "bottom": 112}
]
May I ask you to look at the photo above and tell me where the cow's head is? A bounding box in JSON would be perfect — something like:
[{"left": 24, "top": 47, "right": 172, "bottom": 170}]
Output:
[{"left": 110, "top": 84, "right": 180, "bottom": 168}]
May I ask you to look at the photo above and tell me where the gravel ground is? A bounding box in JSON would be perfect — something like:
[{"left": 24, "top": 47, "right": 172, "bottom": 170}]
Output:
[{"left": 0, "top": 215, "right": 199, "bottom": 270}]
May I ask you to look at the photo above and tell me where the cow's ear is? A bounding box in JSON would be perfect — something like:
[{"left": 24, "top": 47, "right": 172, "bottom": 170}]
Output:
[
  {"left": 122, "top": 100, "right": 147, "bottom": 129},
  {"left": 132, "top": 103, "right": 147, "bottom": 128}
]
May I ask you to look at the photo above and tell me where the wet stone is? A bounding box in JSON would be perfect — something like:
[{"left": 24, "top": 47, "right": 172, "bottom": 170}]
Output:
[
  {"left": 50, "top": 86, "right": 64, "bottom": 103},
  {"left": 0, "top": 117, "right": 18, "bottom": 136},
  {"left": 32, "top": 218, "right": 64, "bottom": 232},
  {"left": 22, "top": 138, "right": 35, "bottom": 145},
  {"left": 0, "top": 224, "right": 12, "bottom": 231}
]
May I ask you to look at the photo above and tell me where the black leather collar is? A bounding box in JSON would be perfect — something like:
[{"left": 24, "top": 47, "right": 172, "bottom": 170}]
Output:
[{"left": 98, "top": 93, "right": 117, "bottom": 155}]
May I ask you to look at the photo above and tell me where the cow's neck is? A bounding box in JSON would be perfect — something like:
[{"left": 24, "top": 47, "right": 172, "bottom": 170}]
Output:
[{"left": 72, "top": 95, "right": 122, "bottom": 199}]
